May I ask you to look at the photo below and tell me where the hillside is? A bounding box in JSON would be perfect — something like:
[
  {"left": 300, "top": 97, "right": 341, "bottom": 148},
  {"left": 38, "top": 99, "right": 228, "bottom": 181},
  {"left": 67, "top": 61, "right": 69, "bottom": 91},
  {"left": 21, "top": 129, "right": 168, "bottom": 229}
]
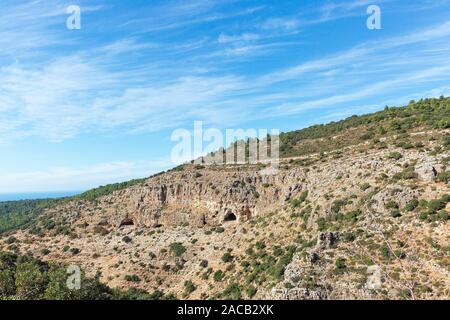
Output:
[{"left": 0, "top": 97, "right": 449, "bottom": 300}]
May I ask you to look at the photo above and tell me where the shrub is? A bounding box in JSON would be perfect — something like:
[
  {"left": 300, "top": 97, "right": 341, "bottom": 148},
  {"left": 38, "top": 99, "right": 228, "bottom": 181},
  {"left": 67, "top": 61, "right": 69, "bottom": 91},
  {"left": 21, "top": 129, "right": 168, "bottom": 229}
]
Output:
[
  {"left": 183, "top": 280, "right": 196, "bottom": 297},
  {"left": 290, "top": 191, "right": 308, "bottom": 208},
  {"left": 125, "top": 275, "right": 141, "bottom": 283},
  {"left": 428, "top": 199, "right": 446, "bottom": 213},
  {"left": 255, "top": 241, "right": 266, "bottom": 250},
  {"left": 0, "top": 269, "right": 16, "bottom": 296},
  {"left": 344, "top": 210, "right": 360, "bottom": 223},
  {"left": 334, "top": 258, "right": 346, "bottom": 274},
  {"left": 436, "top": 171, "right": 450, "bottom": 183},
  {"left": 343, "top": 232, "right": 356, "bottom": 242},
  {"left": 93, "top": 226, "right": 109, "bottom": 236},
  {"left": 215, "top": 227, "right": 225, "bottom": 233},
  {"left": 331, "top": 199, "right": 347, "bottom": 213},
  {"left": 404, "top": 199, "right": 419, "bottom": 212},
  {"left": 122, "top": 236, "right": 132, "bottom": 243},
  {"left": 246, "top": 286, "right": 257, "bottom": 298},
  {"left": 390, "top": 210, "right": 402, "bottom": 218},
  {"left": 221, "top": 252, "right": 233, "bottom": 263},
  {"left": 419, "top": 212, "right": 428, "bottom": 221},
  {"left": 15, "top": 261, "right": 46, "bottom": 299},
  {"left": 437, "top": 210, "right": 449, "bottom": 221},
  {"left": 213, "top": 270, "right": 224, "bottom": 282},
  {"left": 317, "top": 217, "right": 327, "bottom": 231},
  {"left": 200, "top": 260, "right": 208, "bottom": 268},
  {"left": 385, "top": 201, "right": 399, "bottom": 209},
  {"left": 380, "top": 245, "right": 391, "bottom": 259},
  {"left": 388, "top": 152, "right": 403, "bottom": 160},
  {"left": 169, "top": 242, "right": 186, "bottom": 257},
  {"left": 222, "top": 283, "right": 241, "bottom": 300},
  {"left": 273, "top": 246, "right": 283, "bottom": 257},
  {"left": 393, "top": 167, "right": 417, "bottom": 180}
]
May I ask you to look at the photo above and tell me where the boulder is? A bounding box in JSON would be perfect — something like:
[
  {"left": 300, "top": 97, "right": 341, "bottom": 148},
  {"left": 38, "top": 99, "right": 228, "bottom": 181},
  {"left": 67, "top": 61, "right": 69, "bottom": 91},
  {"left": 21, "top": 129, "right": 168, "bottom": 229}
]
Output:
[{"left": 317, "top": 232, "right": 340, "bottom": 249}]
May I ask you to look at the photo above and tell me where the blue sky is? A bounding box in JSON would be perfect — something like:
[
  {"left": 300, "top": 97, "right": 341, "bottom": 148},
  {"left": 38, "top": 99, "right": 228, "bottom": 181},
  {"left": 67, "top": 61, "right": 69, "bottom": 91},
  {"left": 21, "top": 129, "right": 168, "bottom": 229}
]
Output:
[{"left": 1, "top": 0, "right": 450, "bottom": 193}]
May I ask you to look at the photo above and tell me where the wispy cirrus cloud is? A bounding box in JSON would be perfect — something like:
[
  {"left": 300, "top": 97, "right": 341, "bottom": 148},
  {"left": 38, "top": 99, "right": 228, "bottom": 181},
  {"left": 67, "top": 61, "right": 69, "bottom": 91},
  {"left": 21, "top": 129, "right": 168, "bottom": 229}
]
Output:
[
  {"left": 0, "top": 159, "right": 170, "bottom": 193},
  {"left": 2, "top": 18, "right": 450, "bottom": 141},
  {"left": 1, "top": 1, "right": 450, "bottom": 138}
]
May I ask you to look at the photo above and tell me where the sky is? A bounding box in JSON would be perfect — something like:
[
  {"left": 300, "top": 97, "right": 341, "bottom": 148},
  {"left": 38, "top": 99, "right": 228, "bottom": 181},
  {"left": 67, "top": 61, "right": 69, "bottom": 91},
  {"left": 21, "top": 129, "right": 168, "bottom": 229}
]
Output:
[{"left": 1, "top": 0, "right": 450, "bottom": 193}]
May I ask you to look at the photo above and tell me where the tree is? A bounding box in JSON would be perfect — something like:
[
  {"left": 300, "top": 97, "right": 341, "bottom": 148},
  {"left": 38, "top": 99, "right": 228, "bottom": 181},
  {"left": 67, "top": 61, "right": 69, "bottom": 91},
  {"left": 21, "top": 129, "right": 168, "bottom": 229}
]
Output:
[
  {"left": 15, "top": 261, "right": 46, "bottom": 299},
  {"left": 44, "top": 264, "right": 77, "bottom": 300},
  {"left": 0, "top": 269, "right": 15, "bottom": 296}
]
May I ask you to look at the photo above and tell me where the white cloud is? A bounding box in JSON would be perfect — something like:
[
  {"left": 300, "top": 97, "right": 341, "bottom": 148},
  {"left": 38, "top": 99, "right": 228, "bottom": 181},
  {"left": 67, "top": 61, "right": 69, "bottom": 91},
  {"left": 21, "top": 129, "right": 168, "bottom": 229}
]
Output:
[
  {"left": 260, "top": 18, "right": 300, "bottom": 31},
  {"left": 0, "top": 160, "right": 170, "bottom": 193},
  {"left": 218, "top": 32, "right": 260, "bottom": 43}
]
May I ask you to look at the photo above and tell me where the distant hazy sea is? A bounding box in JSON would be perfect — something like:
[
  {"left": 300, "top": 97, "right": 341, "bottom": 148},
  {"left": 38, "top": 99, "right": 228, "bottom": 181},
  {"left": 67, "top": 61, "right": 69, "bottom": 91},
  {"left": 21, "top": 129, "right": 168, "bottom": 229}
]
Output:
[{"left": 0, "top": 191, "right": 82, "bottom": 202}]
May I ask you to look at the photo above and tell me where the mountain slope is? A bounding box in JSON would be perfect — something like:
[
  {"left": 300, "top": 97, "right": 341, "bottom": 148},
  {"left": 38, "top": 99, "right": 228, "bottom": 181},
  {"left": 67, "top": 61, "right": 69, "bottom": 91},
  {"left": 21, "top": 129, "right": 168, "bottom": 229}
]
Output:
[{"left": 1, "top": 97, "right": 449, "bottom": 300}]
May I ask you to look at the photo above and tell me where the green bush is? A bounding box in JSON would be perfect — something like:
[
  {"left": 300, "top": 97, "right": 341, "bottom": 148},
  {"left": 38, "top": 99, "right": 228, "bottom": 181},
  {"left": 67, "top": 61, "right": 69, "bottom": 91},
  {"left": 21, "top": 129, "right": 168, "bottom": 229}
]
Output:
[
  {"left": 215, "top": 227, "right": 225, "bottom": 233},
  {"left": 0, "top": 269, "right": 16, "bottom": 296},
  {"left": 183, "top": 280, "right": 196, "bottom": 297},
  {"left": 437, "top": 210, "right": 449, "bottom": 221},
  {"left": 385, "top": 201, "right": 399, "bottom": 209},
  {"left": 419, "top": 212, "right": 428, "bottom": 221},
  {"left": 273, "top": 246, "right": 283, "bottom": 257},
  {"left": 221, "top": 252, "right": 233, "bottom": 263},
  {"left": 344, "top": 210, "right": 360, "bottom": 223},
  {"left": 436, "top": 171, "right": 450, "bottom": 183},
  {"left": 246, "top": 286, "right": 257, "bottom": 298},
  {"left": 428, "top": 199, "right": 446, "bottom": 213},
  {"left": 213, "top": 270, "right": 224, "bottom": 282},
  {"left": 15, "top": 261, "right": 46, "bottom": 299},
  {"left": 169, "top": 242, "right": 186, "bottom": 257},
  {"left": 393, "top": 167, "right": 417, "bottom": 180},
  {"left": 334, "top": 257, "right": 346, "bottom": 274},
  {"left": 255, "top": 241, "right": 266, "bottom": 250},
  {"left": 380, "top": 244, "right": 391, "bottom": 259},
  {"left": 290, "top": 191, "right": 308, "bottom": 208},
  {"left": 317, "top": 217, "right": 327, "bottom": 231},
  {"left": 390, "top": 210, "right": 402, "bottom": 218},
  {"left": 124, "top": 275, "right": 141, "bottom": 283},
  {"left": 221, "top": 283, "right": 241, "bottom": 300},
  {"left": 331, "top": 199, "right": 348, "bottom": 214},
  {"left": 404, "top": 199, "right": 419, "bottom": 212},
  {"left": 122, "top": 236, "right": 132, "bottom": 243}
]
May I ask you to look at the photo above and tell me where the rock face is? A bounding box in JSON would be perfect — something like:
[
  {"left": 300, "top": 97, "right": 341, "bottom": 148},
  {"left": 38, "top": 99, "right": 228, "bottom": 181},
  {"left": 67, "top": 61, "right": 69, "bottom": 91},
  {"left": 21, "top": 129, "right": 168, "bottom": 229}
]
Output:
[
  {"left": 65, "top": 168, "right": 309, "bottom": 229},
  {"left": 416, "top": 163, "right": 441, "bottom": 182},
  {"left": 371, "top": 186, "right": 420, "bottom": 213},
  {"left": 45, "top": 146, "right": 448, "bottom": 233}
]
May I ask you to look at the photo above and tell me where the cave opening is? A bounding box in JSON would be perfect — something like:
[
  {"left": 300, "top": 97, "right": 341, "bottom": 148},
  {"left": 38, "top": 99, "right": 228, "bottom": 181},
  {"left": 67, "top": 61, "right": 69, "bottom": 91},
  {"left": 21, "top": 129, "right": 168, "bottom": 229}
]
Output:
[
  {"left": 224, "top": 212, "right": 237, "bottom": 222},
  {"left": 119, "top": 218, "right": 134, "bottom": 227}
]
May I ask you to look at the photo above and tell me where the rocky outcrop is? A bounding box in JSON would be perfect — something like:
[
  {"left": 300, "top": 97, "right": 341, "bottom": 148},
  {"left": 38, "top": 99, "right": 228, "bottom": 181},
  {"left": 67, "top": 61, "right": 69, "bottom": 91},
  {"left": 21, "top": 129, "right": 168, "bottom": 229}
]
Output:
[
  {"left": 68, "top": 168, "right": 310, "bottom": 229},
  {"left": 317, "top": 232, "right": 340, "bottom": 250}
]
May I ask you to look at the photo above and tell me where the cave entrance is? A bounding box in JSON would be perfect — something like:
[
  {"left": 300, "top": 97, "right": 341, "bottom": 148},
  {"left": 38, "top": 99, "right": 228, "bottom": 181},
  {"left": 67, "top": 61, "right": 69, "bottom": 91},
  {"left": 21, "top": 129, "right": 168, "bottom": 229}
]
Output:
[
  {"left": 224, "top": 212, "right": 237, "bottom": 222},
  {"left": 119, "top": 218, "right": 134, "bottom": 227}
]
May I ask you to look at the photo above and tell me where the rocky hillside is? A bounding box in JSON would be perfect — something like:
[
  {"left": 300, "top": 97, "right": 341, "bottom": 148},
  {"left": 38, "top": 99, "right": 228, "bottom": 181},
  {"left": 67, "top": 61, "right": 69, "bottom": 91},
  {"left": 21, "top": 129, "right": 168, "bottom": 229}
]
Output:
[{"left": 0, "top": 97, "right": 449, "bottom": 300}]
